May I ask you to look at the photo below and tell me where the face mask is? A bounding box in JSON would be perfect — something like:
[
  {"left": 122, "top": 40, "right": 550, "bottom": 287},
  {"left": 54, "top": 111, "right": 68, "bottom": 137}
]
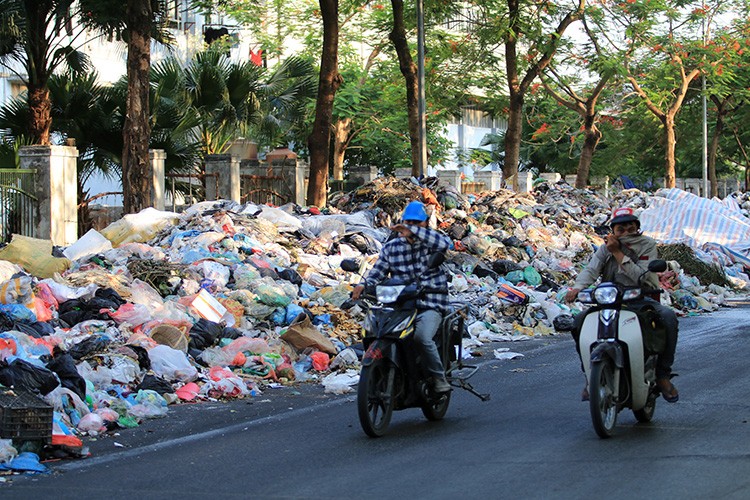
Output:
[{"left": 618, "top": 234, "right": 642, "bottom": 245}]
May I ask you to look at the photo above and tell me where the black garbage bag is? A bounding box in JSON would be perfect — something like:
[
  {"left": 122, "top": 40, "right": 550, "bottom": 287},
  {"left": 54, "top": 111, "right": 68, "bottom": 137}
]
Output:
[
  {"left": 492, "top": 259, "right": 521, "bottom": 275},
  {"left": 68, "top": 335, "right": 112, "bottom": 361},
  {"left": 12, "top": 321, "right": 55, "bottom": 338},
  {"left": 136, "top": 374, "right": 174, "bottom": 395},
  {"left": 220, "top": 326, "right": 243, "bottom": 341},
  {"left": 257, "top": 267, "right": 279, "bottom": 280},
  {"left": 448, "top": 223, "right": 468, "bottom": 241},
  {"left": 127, "top": 344, "right": 152, "bottom": 371},
  {"left": 0, "top": 358, "right": 59, "bottom": 395},
  {"left": 0, "top": 314, "right": 13, "bottom": 333},
  {"left": 58, "top": 299, "right": 111, "bottom": 327},
  {"left": 471, "top": 261, "right": 498, "bottom": 279},
  {"left": 553, "top": 314, "right": 576, "bottom": 332},
  {"left": 502, "top": 236, "right": 524, "bottom": 248},
  {"left": 277, "top": 268, "right": 302, "bottom": 286},
  {"left": 188, "top": 318, "right": 224, "bottom": 350},
  {"left": 47, "top": 353, "right": 86, "bottom": 400},
  {"left": 95, "top": 288, "right": 126, "bottom": 308}
]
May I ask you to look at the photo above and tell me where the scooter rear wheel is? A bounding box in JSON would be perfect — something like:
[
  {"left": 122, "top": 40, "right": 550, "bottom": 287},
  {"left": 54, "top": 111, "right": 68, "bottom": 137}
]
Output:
[
  {"left": 357, "top": 360, "right": 395, "bottom": 437},
  {"left": 589, "top": 359, "right": 618, "bottom": 438}
]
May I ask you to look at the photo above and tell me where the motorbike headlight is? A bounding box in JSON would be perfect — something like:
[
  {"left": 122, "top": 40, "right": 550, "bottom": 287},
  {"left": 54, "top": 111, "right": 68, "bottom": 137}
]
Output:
[
  {"left": 376, "top": 285, "right": 406, "bottom": 304},
  {"left": 577, "top": 289, "right": 594, "bottom": 303},
  {"left": 594, "top": 285, "right": 619, "bottom": 305},
  {"left": 623, "top": 288, "right": 641, "bottom": 301}
]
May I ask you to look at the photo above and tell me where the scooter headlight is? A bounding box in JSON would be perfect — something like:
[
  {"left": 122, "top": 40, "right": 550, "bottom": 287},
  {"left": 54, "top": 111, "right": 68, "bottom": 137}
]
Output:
[
  {"left": 376, "top": 285, "right": 405, "bottom": 304},
  {"left": 594, "top": 285, "right": 619, "bottom": 304},
  {"left": 577, "top": 289, "right": 594, "bottom": 304}
]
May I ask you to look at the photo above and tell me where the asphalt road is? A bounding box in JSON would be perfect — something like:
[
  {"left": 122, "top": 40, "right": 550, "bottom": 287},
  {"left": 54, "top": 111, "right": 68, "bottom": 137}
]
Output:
[{"left": 3, "top": 302, "right": 750, "bottom": 499}]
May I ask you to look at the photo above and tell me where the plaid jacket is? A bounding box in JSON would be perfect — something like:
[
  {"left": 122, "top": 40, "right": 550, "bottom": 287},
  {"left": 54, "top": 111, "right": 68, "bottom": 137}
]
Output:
[{"left": 364, "top": 226, "right": 452, "bottom": 312}]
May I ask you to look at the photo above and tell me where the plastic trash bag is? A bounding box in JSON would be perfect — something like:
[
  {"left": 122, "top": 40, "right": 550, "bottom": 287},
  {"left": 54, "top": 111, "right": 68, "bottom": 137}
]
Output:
[
  {"left": 0, "top": 303, "right": 37, "bottom": 322},
  {"left": 77, "top": 412, "right": 106, "bottom": 435},
  {"left": 63, "top": 228, "right": 113, "bottom": 261},
  {"left": 0, "top": 275, "right": 34, "bottom": 305},
  {"left": 106, "top": 303, "right": 152, "bottom": 326},
  {"left": 148, "top": 345, "right": 198, "bottom": 382},
  {"left": 47, "top": 353, "right": 86, "bottom": 400},
  {"left": 523, "top": 266, "right": 543, "bottom": 287},
  {"left": 0, "top": 234, "right": 70, "bottom": 279},
  {"left": 0, "top": 358, "right": 59, "bottom": 395},
  {"left": 255, "top": 284, "right": 292, "bottom": 307},
  {"left": 100, "top": 207, "right": 179, "bottom": 247},
  {"left": 0, "top": 439, "right": 17, "bottom": 465}
]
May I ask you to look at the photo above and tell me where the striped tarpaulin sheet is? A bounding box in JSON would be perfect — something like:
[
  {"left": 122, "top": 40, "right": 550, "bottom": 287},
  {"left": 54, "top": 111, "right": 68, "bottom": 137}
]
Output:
[{"left": 639, "top": 188, "right": 750, "bottom": 267}]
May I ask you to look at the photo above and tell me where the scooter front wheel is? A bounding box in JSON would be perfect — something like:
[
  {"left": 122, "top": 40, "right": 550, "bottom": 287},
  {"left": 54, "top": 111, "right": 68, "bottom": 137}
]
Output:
[
  {"left": 357, "top": 360, "right": 395, "bottom": 437},
  {"left": 633, "top": 388, "right": 658, "bottom": 423},
  {"left": 589, "top": 359, "right": 618, "bottom": 438}
]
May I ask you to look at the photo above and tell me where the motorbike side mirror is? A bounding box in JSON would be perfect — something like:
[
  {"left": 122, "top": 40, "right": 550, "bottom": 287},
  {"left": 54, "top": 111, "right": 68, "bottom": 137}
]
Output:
[
  {"left": 340, "top": 258, "right": 361, "bottom": 273},
  {"left": 426, "top": 252, "right": 445, "bottom": 269},
  {"left": 648, "top": 259, "right": 668, "bottom": 273}
]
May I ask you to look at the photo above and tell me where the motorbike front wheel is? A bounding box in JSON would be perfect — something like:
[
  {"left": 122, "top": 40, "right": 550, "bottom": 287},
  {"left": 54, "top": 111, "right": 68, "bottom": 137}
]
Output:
[
  {"left": 589, "top": 359, "right": 619, "bottom": 438},
  {"left": 357, "top": 360, "right": 395, "bottom": 437},
  {"left": 421, "top": 389, "right": 451, "bottom": 421}
]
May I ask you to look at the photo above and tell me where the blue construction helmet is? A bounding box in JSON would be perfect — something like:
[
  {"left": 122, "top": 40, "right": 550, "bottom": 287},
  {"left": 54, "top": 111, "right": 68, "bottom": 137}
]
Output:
[{"left": 402, "top": 200, "right": 428, "bottom": 222}]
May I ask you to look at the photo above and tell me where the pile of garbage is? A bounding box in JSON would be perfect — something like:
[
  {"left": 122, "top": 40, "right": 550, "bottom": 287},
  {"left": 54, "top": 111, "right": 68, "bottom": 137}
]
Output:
[{"left": 0, "top": 177, "right": 747, "bottom": 468}]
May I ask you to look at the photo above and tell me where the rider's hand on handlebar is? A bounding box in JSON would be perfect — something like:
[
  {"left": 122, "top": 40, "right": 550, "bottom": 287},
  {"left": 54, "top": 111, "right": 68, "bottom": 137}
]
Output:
[
  {"left": 352, "top": 284, "right": 365, "bottom": 300},
  {"left": 565, "top": 288, "right": 580, "bottom": 303}
]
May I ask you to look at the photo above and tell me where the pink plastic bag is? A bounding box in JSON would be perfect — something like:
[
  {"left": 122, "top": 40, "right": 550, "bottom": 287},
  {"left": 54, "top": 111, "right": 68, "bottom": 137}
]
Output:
[
  {"left": 310, "top": 351, "right": 330, "bottom": 371},
  {"left": 106, "top": 303, "right": 152, "bottom": 326},
  {"left": 209, "top": 366, "right": 235, "bottom": 381}
]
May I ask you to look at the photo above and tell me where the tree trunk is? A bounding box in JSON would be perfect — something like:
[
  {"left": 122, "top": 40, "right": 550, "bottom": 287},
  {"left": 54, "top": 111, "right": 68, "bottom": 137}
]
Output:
[
  {"left": 122, "top": 0, "right": 153, "bottom": 214},
  {"left": 27, "top": 85, "right": 52, "bottom": 145},
  {"left": 331, "top": 117, "right": 351, "bottom": 181},
  {"left": 577, "top": 120, "right": 601, "bottom": 189},
  {"left": 503, "top": 90, "right": 523, "bottom": 190},
  {"left": 306, "top": 0, "right": 341, "bottom": 207},
  {"left": 389, "top": 0, "right": 421, "bottom": 177},
  {"left": 663, "top": 115, "right": 676, "bottom": 189},
  {"left": 708, "top": 115, "right": 723, "bottom": 198}
]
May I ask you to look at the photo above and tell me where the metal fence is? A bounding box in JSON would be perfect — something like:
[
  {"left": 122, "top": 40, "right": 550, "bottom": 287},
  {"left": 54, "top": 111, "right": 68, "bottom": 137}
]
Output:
[{"left": 0, "top": 169, "right": 37, "bottom": 242}]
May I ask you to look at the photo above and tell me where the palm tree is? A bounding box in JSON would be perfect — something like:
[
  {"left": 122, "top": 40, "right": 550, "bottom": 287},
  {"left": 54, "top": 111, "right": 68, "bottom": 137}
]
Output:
[
  {"left": 153, "top": 49, "right": 315, "bottom": 156},
  {"left": 0, "top": 0, "right": 90, "bottom": 145}
]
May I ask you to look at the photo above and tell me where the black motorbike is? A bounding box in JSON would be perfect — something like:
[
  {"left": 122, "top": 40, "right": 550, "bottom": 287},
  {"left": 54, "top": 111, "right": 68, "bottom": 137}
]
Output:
[{"left": 342, "top": 253, "right": 489, "bottom": 438}]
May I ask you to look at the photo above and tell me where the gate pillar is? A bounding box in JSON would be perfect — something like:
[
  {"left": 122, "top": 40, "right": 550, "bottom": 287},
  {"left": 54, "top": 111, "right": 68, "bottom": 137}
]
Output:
[
  {"left": 19, "top": 145, "right": 78, "bottom": 246},
  {"left": 205, "top": 154, "right": 240, "bottom": 202}
]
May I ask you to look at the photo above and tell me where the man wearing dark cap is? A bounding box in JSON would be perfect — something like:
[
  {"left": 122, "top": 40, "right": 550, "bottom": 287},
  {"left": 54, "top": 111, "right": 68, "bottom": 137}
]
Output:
[{"left": 566, "top": 207, "right": 679, "bottom": 403}]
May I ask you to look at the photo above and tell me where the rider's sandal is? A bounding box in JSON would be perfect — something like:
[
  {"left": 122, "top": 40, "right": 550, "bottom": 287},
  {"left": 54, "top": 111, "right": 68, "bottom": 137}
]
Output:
[{"left": 657, "top": 378, "right": 679, "bottom": 403}]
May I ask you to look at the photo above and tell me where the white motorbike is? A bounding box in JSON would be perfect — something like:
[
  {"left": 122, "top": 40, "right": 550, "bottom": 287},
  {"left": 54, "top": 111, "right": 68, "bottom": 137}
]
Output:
[{"left": 576, "top": 259, "right": 668, "bottom": 438}]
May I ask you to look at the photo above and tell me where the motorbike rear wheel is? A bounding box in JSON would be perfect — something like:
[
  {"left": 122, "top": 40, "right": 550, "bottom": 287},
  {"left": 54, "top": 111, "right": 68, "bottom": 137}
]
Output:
[
  {"left": 589, "top": 359, "right": 618, "bottom": 438},
  {"left": 357, "top": 360, "right": 395, "bottom": 437},
  {"left": 633, "top": 388, "right": 658, "bottom": 423}
]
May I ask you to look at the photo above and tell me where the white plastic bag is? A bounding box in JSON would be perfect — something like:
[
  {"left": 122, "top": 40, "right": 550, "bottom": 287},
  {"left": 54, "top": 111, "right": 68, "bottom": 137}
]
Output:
[
  {"left": 63, "top": 229, "right": 113, "bottom": 261},
  {"left": 148, "top": 345, "right": 198, "bottom": 382},
  {"left": 0, "top": 439, "right": 18, "bottom": 465}
]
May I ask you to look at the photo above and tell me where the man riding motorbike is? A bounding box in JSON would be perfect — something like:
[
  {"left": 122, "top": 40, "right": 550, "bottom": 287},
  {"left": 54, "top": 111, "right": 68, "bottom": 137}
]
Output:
[
  {"left": 352, "top": 200, "right": 453, "bottom": 394},
  {"left": 565, "top": 207, "right": 679, "bottom": 403}
]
